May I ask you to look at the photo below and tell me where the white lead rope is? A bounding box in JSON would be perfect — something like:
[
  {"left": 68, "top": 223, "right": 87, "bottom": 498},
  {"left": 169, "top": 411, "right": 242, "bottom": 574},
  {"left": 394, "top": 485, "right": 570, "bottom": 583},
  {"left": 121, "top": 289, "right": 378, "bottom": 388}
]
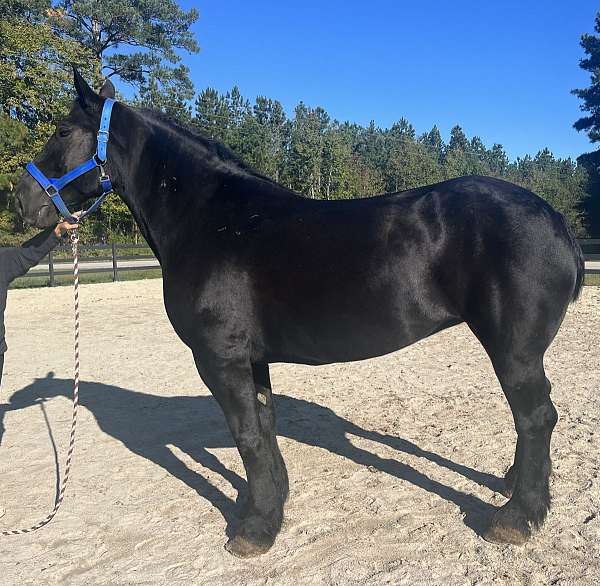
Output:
[{"left": 1, "top": 229, "right": 81, "bottom": 536}]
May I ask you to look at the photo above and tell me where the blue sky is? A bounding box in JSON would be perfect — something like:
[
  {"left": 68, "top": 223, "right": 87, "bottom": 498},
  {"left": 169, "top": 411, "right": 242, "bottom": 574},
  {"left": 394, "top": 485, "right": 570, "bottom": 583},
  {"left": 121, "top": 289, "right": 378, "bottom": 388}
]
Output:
[{"left": 172, "top": 1, "right": 597, "bottom": 161}]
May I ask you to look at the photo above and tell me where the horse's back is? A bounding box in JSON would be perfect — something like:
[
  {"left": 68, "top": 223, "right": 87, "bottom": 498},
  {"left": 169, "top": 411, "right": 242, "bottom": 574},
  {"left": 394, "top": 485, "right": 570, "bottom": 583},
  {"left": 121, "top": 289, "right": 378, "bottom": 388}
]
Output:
[{"left": 246, "top": 175, "right": 581, "bottom": 363}]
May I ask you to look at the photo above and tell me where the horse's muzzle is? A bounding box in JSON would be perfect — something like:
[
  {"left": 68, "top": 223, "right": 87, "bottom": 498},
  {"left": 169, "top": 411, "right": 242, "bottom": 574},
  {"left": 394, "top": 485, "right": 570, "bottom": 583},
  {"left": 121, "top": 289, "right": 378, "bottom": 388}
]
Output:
[{"left": 14, "top": 173, "right": 59, "bottom": 228}]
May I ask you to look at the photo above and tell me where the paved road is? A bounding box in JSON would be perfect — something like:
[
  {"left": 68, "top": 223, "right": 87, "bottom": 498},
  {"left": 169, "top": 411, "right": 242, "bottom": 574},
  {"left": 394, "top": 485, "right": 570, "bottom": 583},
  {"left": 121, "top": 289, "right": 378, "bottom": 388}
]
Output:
[{"left": 587, "top": 260, "right": 600, "bottom": 272}]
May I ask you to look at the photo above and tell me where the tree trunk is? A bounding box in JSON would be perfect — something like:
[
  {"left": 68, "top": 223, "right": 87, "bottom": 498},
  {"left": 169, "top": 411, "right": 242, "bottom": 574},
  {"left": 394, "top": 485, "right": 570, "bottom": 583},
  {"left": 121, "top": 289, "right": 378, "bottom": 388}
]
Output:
[{"left": 91, "top": 18, "right": 104, "bottom": 90}]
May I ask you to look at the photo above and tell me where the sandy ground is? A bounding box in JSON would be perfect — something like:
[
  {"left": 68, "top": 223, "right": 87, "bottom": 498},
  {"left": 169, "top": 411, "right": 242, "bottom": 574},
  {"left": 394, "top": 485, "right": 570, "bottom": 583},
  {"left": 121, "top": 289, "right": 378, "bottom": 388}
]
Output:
[{"left": 0, "top": 279, "right": 598, "bottom": 585}]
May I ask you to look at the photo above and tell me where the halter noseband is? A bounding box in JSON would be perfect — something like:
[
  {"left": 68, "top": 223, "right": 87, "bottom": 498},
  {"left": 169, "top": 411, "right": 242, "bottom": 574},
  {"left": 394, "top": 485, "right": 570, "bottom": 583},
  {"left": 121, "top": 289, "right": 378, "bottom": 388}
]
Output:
[{"left": 25, "top": 98, "right": 116, "bottom": 224}]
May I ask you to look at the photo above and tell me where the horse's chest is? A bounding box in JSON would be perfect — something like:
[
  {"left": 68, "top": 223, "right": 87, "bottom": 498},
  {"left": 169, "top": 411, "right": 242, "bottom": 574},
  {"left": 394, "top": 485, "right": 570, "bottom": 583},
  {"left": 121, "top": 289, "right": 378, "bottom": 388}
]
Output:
[{"left": 162, "top": 268, "right": 255, "bottom": 348}]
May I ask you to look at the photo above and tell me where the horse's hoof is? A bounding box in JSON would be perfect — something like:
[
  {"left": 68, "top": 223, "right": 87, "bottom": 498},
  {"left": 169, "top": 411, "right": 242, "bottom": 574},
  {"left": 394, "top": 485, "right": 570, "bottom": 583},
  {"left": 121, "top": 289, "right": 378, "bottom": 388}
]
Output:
[
  {"left": 483, "top": 523, "right": 529, "bottom": 546},
  {"left": 225, "top": 534, "right": 272, "bottom": 558},
  {"left": 483, "top": 508, "right": 530, "bottom": 546}
]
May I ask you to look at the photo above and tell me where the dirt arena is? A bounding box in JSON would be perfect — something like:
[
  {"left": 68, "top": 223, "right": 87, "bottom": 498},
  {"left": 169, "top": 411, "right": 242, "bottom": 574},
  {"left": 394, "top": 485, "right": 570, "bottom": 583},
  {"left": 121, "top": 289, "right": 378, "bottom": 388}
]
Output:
[{"left": 0, "top": 279, "right": 598, "bottom": 585}]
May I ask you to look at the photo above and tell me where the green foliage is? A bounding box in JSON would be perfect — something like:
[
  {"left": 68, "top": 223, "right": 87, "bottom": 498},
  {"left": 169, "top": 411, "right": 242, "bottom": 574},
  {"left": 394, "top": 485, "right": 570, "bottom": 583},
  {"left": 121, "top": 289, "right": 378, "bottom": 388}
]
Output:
[
  {"left": 506, "top": 150, "right": 589, "bottom": 231},
  {"left": 50, "top": 1, "right": 199, "bottom": 87},
  {"left": 134, "top": 67, "right": 194, "bottom": 123},
  {"left": 573, "top": 11, "right": 600, "bottom": 142},
  {"left": 0, "top": 3, "right": 91, "bottom": 135},
  {"left": 245, "top": 96, "right": 288, "bottom": 181},
  {"left": 48, "top": 1, "right": 200, "bottom": 120},
  {"left": 0, "top": 113, "right": 29, "bottom": 238},
  {"left": 0, "top": 3, "right": 91, "bottom": 243}
]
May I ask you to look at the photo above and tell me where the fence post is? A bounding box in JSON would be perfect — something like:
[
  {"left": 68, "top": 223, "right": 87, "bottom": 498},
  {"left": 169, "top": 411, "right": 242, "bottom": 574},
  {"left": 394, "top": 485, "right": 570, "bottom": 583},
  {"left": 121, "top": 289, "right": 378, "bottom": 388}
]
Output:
[
  {"left": 112, "top": 243, "right": 118, "bottom": 282},
  {"left": 48, "top": 250, "right": 54, "bottom": 287}
]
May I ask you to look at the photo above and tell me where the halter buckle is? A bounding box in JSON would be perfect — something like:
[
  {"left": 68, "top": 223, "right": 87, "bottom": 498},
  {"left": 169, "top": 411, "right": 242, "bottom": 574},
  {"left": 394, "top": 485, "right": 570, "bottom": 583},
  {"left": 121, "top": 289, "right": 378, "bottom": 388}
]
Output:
[
  {"left": 45, "top": 184, "right": 58, "bottom": 197},
  {"left": 97, "top": 162, "right": 110, "bottom": 183}
]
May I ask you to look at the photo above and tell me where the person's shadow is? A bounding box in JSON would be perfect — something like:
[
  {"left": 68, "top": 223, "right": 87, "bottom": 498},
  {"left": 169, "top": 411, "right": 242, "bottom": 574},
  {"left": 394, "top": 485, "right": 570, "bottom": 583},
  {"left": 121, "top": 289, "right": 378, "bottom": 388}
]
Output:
[{"left": 0, "top": 373, "right": 504, "bottom": 539}]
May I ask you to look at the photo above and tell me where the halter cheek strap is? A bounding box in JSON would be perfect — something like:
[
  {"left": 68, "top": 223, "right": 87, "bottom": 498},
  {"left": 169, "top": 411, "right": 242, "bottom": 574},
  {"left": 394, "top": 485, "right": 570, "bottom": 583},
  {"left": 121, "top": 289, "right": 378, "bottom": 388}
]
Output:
[{"left": 25, "top": 98, "right": 116, "bottom": 224}]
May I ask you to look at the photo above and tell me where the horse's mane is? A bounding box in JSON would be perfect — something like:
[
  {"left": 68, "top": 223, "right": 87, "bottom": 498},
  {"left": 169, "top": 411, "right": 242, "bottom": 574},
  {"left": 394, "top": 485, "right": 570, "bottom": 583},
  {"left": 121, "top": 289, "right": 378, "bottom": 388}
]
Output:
[{"left": 138, "top": 107, "right": 278, "bottom": 185}]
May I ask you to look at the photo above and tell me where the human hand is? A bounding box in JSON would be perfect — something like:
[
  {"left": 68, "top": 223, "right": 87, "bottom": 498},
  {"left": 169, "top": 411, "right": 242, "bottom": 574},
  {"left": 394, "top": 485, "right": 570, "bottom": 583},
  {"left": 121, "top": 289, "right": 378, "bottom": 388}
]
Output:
[{"left": 54, "top": 214, "right": 80, "bottom": 237}]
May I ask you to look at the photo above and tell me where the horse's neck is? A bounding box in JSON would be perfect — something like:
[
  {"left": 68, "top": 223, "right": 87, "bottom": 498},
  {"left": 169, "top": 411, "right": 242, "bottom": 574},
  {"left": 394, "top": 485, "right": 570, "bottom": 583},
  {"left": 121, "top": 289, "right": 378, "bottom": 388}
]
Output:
[
  {"left": 110, "top": 107, "right": 303, "bottom": 266},
  {"left": 110, "top": 110, "right": 248, "bottom": 263}
]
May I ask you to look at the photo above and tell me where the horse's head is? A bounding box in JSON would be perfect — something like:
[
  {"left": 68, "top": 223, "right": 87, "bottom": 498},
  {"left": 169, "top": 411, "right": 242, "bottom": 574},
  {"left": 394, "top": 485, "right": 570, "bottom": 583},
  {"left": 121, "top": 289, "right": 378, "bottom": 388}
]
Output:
[{"left": 15, "top": 69, "right": 116, "bottom": 228}]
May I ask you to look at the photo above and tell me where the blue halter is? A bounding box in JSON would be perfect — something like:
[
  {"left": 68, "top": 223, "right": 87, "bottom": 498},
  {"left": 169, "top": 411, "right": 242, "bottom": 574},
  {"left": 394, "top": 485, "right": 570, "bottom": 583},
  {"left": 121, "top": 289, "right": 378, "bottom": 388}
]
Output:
[{"left": 25, "top": 98, "right": 116, "bottom": 224}]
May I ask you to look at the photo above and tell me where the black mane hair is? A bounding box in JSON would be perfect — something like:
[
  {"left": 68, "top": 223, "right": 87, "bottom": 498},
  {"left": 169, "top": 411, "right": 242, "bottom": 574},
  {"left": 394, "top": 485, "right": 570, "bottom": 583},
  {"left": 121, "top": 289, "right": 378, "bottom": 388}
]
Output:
[{"left": 137, "top": 107, "right": 281, "bottom": 186}]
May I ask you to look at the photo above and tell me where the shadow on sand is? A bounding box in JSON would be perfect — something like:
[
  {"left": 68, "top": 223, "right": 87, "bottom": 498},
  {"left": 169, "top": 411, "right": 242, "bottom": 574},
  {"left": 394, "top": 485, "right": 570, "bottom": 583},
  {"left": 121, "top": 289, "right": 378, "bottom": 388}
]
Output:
[{"left": 1, "top": 373, "right": 504, "bottom": 539}]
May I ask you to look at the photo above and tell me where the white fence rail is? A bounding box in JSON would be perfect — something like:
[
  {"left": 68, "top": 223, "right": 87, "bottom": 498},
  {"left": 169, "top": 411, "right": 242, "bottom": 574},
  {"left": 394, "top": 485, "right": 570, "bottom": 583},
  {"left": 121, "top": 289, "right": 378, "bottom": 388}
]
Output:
[{"left": 25, "top": 243, "right": 159, "bottom": 286}]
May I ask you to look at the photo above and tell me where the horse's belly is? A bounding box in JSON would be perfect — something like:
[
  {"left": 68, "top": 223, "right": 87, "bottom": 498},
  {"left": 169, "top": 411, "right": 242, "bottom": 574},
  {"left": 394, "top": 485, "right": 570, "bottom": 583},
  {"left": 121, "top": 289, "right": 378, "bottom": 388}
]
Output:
[{"left": 263, "top": 301, "right": 460, "bottom": 365}]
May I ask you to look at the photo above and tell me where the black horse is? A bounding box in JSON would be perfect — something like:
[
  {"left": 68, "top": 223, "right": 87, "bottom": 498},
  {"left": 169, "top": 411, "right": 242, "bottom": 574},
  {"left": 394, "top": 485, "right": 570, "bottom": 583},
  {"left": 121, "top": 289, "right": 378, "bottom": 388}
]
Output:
[{"left": 15, "top": 71, "right": 584, "bottom": 557}]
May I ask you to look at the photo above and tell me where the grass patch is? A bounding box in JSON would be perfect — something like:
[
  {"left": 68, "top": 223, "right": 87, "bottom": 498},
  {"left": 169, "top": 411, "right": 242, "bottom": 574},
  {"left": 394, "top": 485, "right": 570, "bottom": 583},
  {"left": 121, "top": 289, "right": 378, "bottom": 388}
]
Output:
[
  {"left": 584, "top": 273, "right": 600, "bottom": 287},
  {"left": 51, "top": 245, "right": 154, "bottom": 261},
  {"left": 10, "top": 268, "right": 162, "bottom": 289}
]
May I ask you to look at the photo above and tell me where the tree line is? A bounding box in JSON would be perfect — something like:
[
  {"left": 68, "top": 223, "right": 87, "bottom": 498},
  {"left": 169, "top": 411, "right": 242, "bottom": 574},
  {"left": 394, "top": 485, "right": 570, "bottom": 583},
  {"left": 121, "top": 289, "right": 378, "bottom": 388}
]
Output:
[{"left": 1, "top": 2, "right": 596, "bottom": 244}]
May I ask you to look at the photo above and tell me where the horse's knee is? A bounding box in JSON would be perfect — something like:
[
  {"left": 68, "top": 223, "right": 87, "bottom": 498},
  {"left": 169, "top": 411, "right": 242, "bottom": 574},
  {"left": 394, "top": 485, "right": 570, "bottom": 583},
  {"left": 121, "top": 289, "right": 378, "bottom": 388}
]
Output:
[{"left": 236, "top": 428, "right": 265, "bottom": 457}]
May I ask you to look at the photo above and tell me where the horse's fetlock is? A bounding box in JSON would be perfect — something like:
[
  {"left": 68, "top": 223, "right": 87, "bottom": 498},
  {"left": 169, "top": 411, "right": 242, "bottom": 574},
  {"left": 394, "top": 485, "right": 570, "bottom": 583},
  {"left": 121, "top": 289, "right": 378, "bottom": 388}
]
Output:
[{"left": 515, "top": 486, "right": 551, "bottom": 529}]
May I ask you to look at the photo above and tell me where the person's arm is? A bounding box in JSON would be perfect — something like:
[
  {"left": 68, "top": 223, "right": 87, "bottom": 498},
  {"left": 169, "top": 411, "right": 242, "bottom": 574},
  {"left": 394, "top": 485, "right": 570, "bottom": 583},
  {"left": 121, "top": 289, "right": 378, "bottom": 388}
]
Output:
[{"left": 0, "top": 221, "right": 78, "bottom": 283}]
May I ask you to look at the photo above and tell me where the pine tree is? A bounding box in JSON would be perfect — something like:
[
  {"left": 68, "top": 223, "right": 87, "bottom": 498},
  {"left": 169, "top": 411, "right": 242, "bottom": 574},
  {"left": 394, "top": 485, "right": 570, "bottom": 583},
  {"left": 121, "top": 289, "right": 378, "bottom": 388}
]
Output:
[
  {"left": 486, "top": 144, "right": 509, "bottom": 176},
  {"left": 573, "top": 9, "right": 600, "bottom": 235},
  {"left": 573, "top": 11, "right": 600, "bottom": 143},
  {"left": 285, "top": 103, "right": 329, "bottom": 197},
  {"left": 194, "top": 88, "right": 229, "bottom": 141},
  {"left": 50, "top": 1, "right": 199, "bottom": 91},
  {"left": 251, "top": 96, "right": 288, "bottom": 181},
  {"left": 421, "top": 125, "right": 444, "bottom": 161},
  {"left": 134, "top": 68, "right": 194, "bottom": 123},
  {"left": 444, "top": 125, "right": 470, "bottom": 178},
  {"left": 448, "top": 125, "right": 469, "bottom": 152}
]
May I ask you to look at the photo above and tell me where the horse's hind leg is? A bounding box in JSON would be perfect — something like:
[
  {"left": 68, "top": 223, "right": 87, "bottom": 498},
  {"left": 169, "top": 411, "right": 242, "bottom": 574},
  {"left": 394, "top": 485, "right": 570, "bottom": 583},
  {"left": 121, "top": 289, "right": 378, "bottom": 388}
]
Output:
[
  {"left": 462, "top": 221, "right": 578, "bottom": 544},
  {"left": 193, "top": 355, "right": 286, "bottom": 557},
  {"left": 465, "top": 269, "right": 570, "bottom": 544},
  {"left": 484, "top": 354, "right": 558, "bottom": 545}
]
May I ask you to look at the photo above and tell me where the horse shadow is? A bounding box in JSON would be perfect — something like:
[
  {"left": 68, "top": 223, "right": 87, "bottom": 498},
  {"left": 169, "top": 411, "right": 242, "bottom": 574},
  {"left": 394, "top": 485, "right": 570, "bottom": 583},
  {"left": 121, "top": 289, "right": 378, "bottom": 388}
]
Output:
[{"left": 0, "top": 373, "right": 504, "bottom": 539}]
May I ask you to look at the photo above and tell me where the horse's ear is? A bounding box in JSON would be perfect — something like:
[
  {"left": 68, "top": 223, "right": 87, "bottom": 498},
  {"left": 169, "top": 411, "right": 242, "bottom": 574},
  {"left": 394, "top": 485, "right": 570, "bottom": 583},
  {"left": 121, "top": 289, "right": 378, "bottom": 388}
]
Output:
[
  {"left": 99, "top": 77, "right": 115, "bottom": 99},
  {"left": 73, "top": 66, "right": 101, "bottom": 110}
]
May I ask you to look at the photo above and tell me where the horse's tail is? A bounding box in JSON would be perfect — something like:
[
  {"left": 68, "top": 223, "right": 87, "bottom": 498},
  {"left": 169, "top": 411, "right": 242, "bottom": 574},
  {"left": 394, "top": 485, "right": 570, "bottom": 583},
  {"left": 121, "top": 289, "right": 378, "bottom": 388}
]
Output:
[{"left": 562, "top": 216, "right": 585, "bottom": 302}]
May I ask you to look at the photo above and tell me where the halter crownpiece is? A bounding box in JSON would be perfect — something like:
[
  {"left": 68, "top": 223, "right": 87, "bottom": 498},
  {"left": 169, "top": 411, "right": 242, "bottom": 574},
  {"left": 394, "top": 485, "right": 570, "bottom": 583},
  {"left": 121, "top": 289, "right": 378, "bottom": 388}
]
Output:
[{"left": 25, "top": 98, "right": 116, "bottom": 224}]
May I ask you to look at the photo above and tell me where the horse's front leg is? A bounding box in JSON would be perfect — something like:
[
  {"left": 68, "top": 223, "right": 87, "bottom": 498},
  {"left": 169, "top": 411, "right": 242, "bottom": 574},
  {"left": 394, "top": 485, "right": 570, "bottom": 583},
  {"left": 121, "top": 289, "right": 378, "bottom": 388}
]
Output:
[
  {"left": 193, "top": 353, "right": 286, "bottom": 557},
  {"left": 251, "top": 362, "right": 289, "bottom": 506}
]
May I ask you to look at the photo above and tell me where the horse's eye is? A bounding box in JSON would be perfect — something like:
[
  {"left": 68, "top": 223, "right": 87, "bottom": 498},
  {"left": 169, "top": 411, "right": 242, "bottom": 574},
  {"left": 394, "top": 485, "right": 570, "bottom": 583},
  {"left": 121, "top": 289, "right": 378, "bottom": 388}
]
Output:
[{"left": 58, "top": 126, "right": 71, "bottom": 138}]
